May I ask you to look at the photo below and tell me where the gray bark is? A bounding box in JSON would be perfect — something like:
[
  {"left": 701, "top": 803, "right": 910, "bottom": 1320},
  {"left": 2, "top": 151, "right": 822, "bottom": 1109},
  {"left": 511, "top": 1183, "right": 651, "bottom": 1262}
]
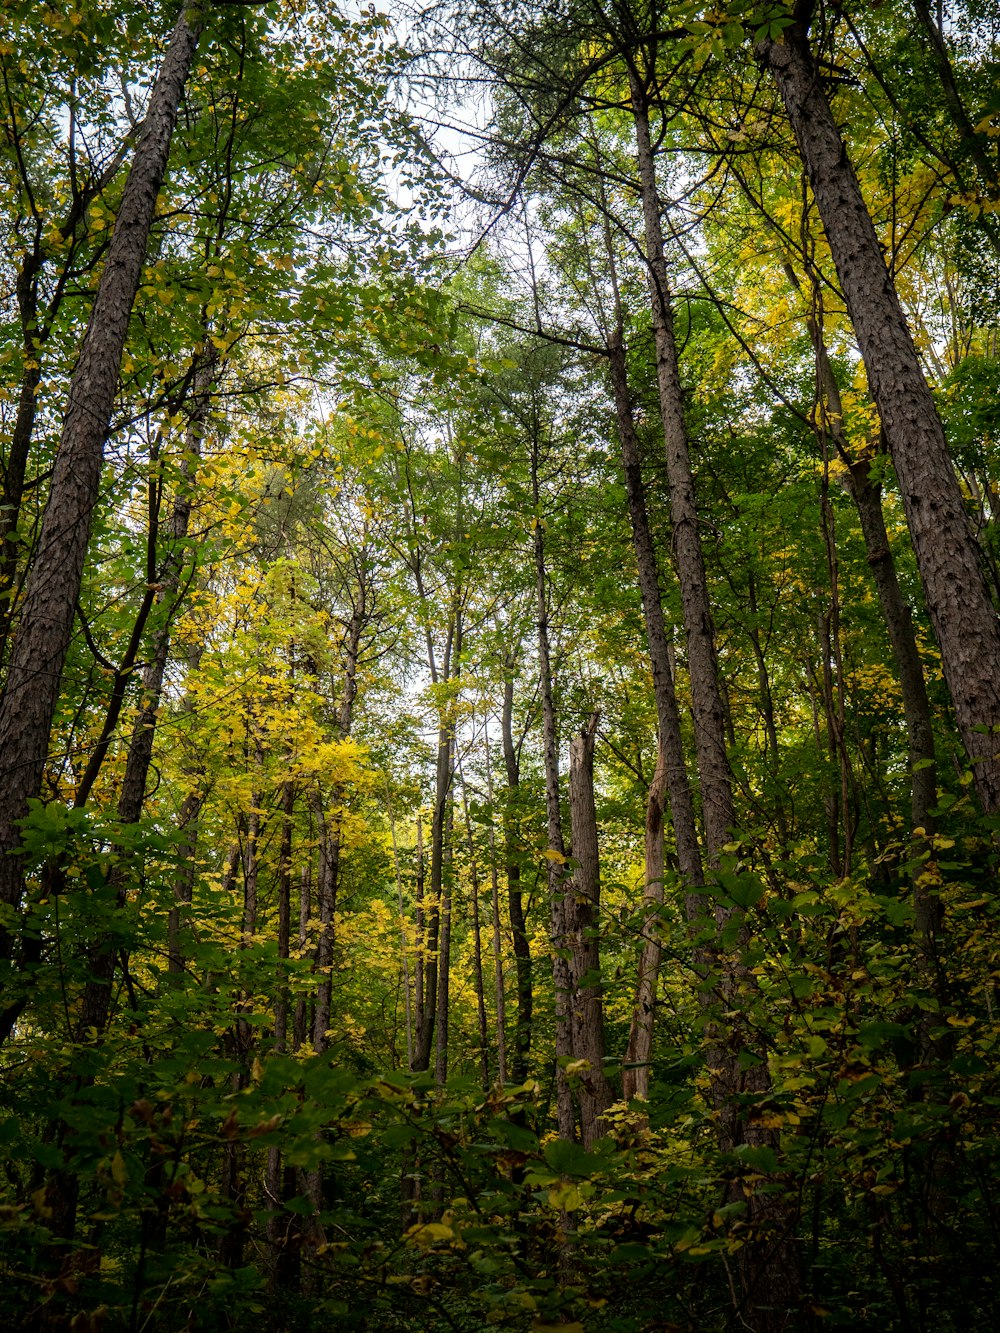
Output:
[
  {"left": 758, "top": 23, "right": 1000, "bottom": 813},
  {"left": 532, "top": 441, "right": 574, "bottom": 1141},
  {"left": 628, "top": 73, "right": 736, "bottom": 859},
  {"left": 606, "top": 329, "right": 705, "bottom": 1101},
  {"left": 784, "top": 256, "right": 938, "bottom": 833},
  {"left": 0, "top": 6, "right": 203, "bottom": 945},
  {"left": 566, "top": 714, "right": 614, "bottom": 1146},
  {"left": 460, "top": 772, "right": 491, "bottom": 1091}
]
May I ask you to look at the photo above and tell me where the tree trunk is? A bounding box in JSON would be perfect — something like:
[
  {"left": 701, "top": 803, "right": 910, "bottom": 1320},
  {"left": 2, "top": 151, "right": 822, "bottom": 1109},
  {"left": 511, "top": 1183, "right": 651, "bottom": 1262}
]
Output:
[
  {"left": 413, "top": 713, "right": 453, "bottom": 1072},
  {"left": 0, "top": 5, "right": 203, "bottom": 949},
  {"left": 627, "top": 59, "right": 802, "bottom": 1326},
  {"left": 606, "top": 329, "right": 705, "bottom": 893},
  {"left": 386, "top": 786, "right": 415, "bottom": 1069},
  {"left": 566, "top": 714, "right": 614, "bottom": 1146},
  {"left": 273, "top": 780, "right": 295, "bottom": 1053},
  {"left": 0, "top": 135, "right": 134, "bottom": 661},
  {"left": 0, "top": 273, "right": 43, "bottom": 659},
  {"left": 311, "top": 603, "right": 364, "bottom": 1054},
  {"left": 500, "top": 666, "right": 532, "bottom": 1082},
  {"left": 434, "top": 793, "right": 453, "bottom": 1088},
  {"left": 293, "top": 863, "right": 311, "bottom": 1052},
  {"left": 267, "top": 780, "right": 296, "bottom": 1282},
  {"left": 846, "top": 458, "right": 937, "bottom": 833},
  {"left": 605, "top": 328, "right": 704, "bottom": 1101},
  {"left": 310, "top": 796, "right": 339, "bottom": 1054},
  {"left": 784, "top": 255, "right": 938, "bottom": 833},
  {"left": 109, "top": 349, "right": 217, "bottom": 819},
  {"left": 168, "top": 787, "right": 202, "bottom": 977},
  {"left": 624, "top": 748, "right": 667, "bottom": 1103},
  {"left": 629, "top": 75, "right": 736, "bottom": 859},
  {"left": 482, "top": 721, "right": 509, "bottom": 1085},
  {"left": 758, "top": 23, "right": 1000, "bottom": 813},
  {"left": 532, "top": 439, "right": 574, "bottom": 1141},
  {"left": 460, "top": 772, "right": 491, "bottom": 1091}
]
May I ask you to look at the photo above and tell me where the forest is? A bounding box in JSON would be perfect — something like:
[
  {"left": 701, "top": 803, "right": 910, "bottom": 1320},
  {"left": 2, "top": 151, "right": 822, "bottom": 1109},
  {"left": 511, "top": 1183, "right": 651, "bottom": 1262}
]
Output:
[{"left": 0, "top": 0, "right": 998, "bottom": 1328}]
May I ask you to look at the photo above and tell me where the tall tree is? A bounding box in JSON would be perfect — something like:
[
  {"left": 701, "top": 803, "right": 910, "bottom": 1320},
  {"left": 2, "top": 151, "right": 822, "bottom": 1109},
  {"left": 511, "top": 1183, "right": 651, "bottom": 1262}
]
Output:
[
  {"left": 757, "top": 4, "right": 1000, "bottom": 813},
  {"left": 0, "top": 3, "right": 203, "bottom": 954}
]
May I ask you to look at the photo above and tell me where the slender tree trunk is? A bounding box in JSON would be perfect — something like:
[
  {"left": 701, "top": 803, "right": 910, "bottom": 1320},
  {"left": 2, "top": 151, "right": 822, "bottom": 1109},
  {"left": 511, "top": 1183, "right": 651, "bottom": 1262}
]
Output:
[
  {"left": 624, "top": 748, "right": 667, "bottom": 1103},
  {"left": 413, "top": 721, "right": 450, "bottom": 1071},
  {"left": 911, "top": 0, "right": 1000, "bottom": 201},
  {"left": 109, "top": 350, "right": 217, "bottom": 814},
  {"left": 273, "top": 780, "right": 295, "bottom": 1053},
  {"left": 482, "top": 722, "right": 509, "bottom": 1086},
  {"left": 386, "top": 786, "right": 414, "bottom": 1069},
  {"left": 629, "top": 76, "right": 736, "bottom": 860},
  {"left": 758, "top": 22, "right": 1000, "bottom": 813},
  {"left": 0, "top": 5, "right": 203, "bottom": 949},
  {"left": 0, "top": 135, "right": 134, "bottom": 663},
  {"left": 744, "top": 572, "right": 790, "bottom": 844},
  {"left": 788, "top": 268, "right": 939, "bottom": 834},
  {"left": 818, "top": 472, "right": 854, "bottom": 878},
  {"left": 434, "top": 791, "right": 453, "bottom": 1088},
  {"left": 310, "top": 797, "right": 339, "bottom": 1054},
  {"left": 605, "top": 330, "right": 704, "bottom": 896},
  {"left": 168, "top": 787, "right": 202, "bottom": 977},
  {"left": 845, "top": 458, "right": 937, "bottom": 833},
  {"left": 460, "top": 772, "right": 491, "bottom": 1091},
  {"left": 0, "top": 277, "right": 43, "bottom": 657},
  {"left": 501, "top": 667, "right": 532, "bottom": 1082},
  {"left": 627, "top": 62, "right": 802, "bottom": 1326},
  {"left": 311, "top": 605, "right": 364, "bottom": 1054},
  {"left": 603, "top": 187, "right": 704, "bottom": 1103},
  {"left": 414, "top": 615, "right": 457, "bottom": 1073},
  {"left": 412, "top": 814, "right": 426, "bottom": 1061},
  {"left": 293, "top": 863, "right": 311, "bottom": 1052},
  {"left": 566, "top": 714, "right": 614, "bottom": 1146},
  {"left": 267, "top": 780, "right": 295, "bottom": 1280},
  {"left": 531, "top": 438, "right": 574, "bottom": 1140}
]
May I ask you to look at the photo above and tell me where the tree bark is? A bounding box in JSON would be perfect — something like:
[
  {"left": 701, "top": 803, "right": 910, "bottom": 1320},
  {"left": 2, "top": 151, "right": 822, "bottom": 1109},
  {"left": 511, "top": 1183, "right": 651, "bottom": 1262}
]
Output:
[
  {"left": 413, "top": 693, "right": 454, "bottom": 1072},
  {"left": 532, "top": 437, "right": 574, "bottom": 1141},
  {"left": 460, "top": 771, "right": 491, "bottom": 1091},
  {"left": 0, "top": 5, "right": 203, "bottom": 949},
  {"left": 482, "top": 720, "right": 509, "bottom": 1085},
  {"left": 311, "top": 602, "right": 364, "bottom": 1054},
  {"left": 606, "top": 327, "right": 705, "bottom": 1101},
  {"left": 626, "top": 55, "right": 802, "bottom": 1325},
  {"left": 783, "top": 256, "right": 938, "bottom": 834},
  {"left": 501, "top": 666, "right": 532, "bottom": 1082},
  {"left": 629, "top": 75, "right": 737, "bottom": 860},
  {"left": 758, "top": 22, "right": 1000, "bottom": 813},
  {"left": 566, "top": 714, "right": 614, "bottom": 1146},
  {"left": 0, "top": 132, "right": 134, "bottom": 661}
]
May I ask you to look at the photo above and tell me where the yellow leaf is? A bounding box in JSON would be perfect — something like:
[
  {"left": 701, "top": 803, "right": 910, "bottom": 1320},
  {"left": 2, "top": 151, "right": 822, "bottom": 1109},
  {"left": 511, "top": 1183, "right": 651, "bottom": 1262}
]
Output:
[
  {"left": 547, "top": 1181, "right": 584, "bottom": 1211},
  {"left": 407, "top": 1221, "right": 454, "bottom": 1246}
]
